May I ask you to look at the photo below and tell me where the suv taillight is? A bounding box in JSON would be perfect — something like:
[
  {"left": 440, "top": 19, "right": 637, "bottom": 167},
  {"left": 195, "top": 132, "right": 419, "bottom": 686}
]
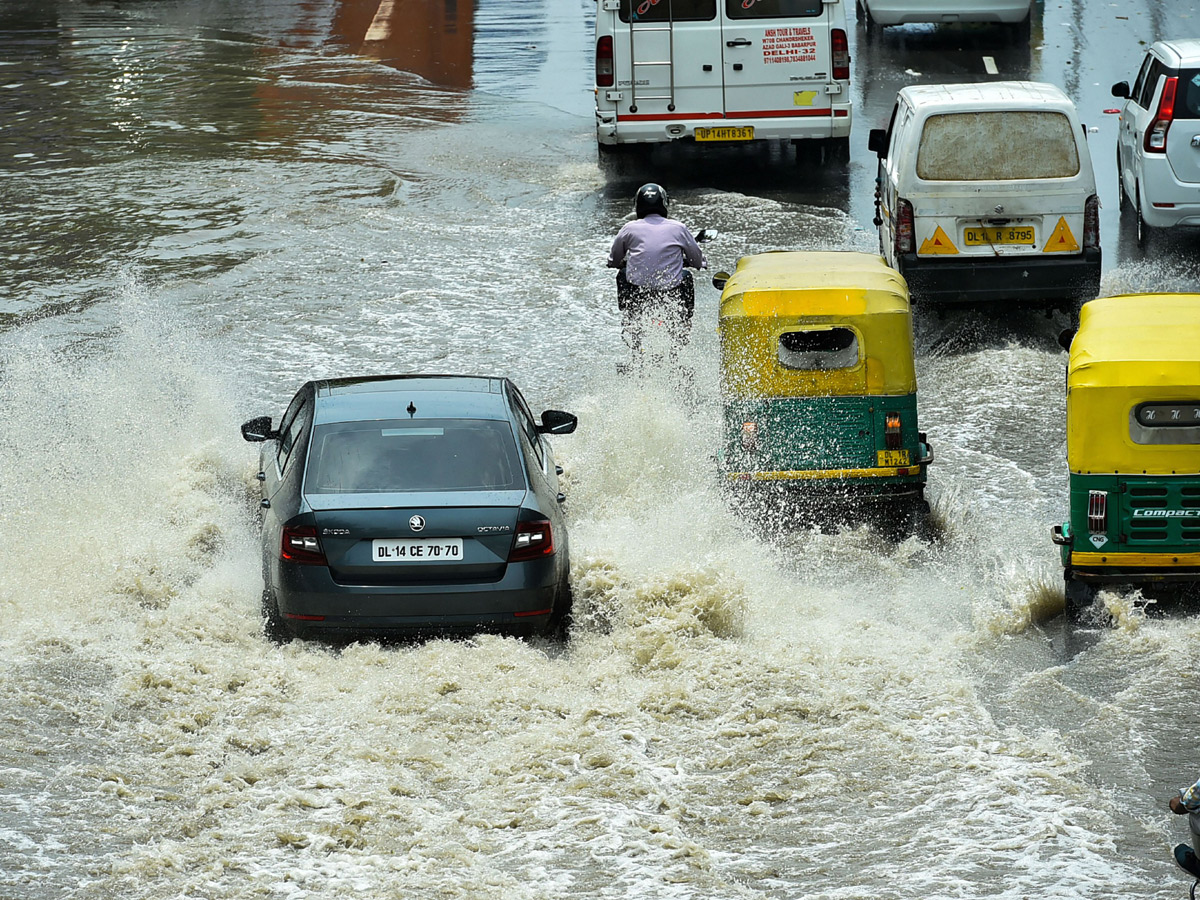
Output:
[
  {"left": 509, "top": 519, "right": 554, "bottom": 562},
  {"left": 281, "top": 525, "right": 327, "bottom": 565},
  {"left": 831, "top": 29, "right": 849, "bottom": 81},
  {"left": 596, "top": 36, "right": 614, "bottom": 88},
  {"left": 1083, "top": 194, "right": 1100, "bottom": 250},
  {"left": 1145, "top": 75, "right": 1178, "bottom": 153},
  {"left": 896, "top": 199, "right": 915, "bottom": 255}
]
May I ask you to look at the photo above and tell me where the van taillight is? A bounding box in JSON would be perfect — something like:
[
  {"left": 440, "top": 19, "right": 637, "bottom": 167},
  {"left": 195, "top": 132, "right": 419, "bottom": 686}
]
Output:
[
  {"left": 1083, "top": 194, "right": 1100, "bottom": 250},
  {"left": 896, "top": 199, "right": 915, "bottom": 255},
  {"left": 1087, "top": 491, "right": 1108, "bottom": 534},
  {"left": 281, "top": 525, "right": 327, "bottom": 565},
  {"left": 1145, "top": 75, "right": 1178, "bottom": 153},
  {"left": 596, "top": 36, "right": 614, "bottom": 88},
  {"left": 885, "top": 412, "right": 902, "bottom": 450},
  {"left": 510, "top": 519, "right": 555, "bottom": 562},
  {"left": 831, "top": 29, "right": 849, "bottom": 81}
]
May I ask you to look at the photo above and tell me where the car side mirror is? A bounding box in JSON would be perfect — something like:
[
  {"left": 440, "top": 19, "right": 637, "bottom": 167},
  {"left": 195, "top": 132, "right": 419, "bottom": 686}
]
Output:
[
  {"left": 868, "top": 128, "right": 888, "bottom": 157},
  {"left": 712, "top": 271, "right": 730, "bottom": 291},
  {"left": 1111, "top": 81, "right": 1130, "bottom": 99},
  {"left": 695, "top": 228, "right": 718, "bottom": 243},
  {"left": 1057, "top": 328, "right": 1075, "bottom": 352},
  {"left": 241, "top": 415, "right": 278, "bottom": 442},
  {"left": 537, "top": 409, "right": 578, "bottom": 435}
]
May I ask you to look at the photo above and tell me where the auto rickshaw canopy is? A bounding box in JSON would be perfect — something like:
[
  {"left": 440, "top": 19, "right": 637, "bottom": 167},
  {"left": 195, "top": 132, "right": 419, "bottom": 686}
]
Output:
[
  {"left": 718, "top": 251, "right": 917, "bottom": 399},
  {"left": 1067, "top": 293, "right": 1200, "bottom": 475}
]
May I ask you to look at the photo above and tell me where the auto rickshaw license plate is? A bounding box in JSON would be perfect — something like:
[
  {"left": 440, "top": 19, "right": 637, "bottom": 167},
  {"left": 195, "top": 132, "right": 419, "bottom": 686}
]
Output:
[
  {"left": 878, "top": 449, "right": 911, "bottom": 467},
  {"left": 695, "top": 126, "right": 754, "bottom": 142},
  {"left": 963, "top": 226, "right": 1035, "bottom": 245}
]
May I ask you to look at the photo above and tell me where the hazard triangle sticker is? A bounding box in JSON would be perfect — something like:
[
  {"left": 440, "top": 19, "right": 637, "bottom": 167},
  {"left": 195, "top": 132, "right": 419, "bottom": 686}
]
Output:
[
  {"left": 1042, "top": 217, "right": 1080, "bottom": 253},
  {"left": 918, "top": 225, "right": 958, "bottom": 255}
]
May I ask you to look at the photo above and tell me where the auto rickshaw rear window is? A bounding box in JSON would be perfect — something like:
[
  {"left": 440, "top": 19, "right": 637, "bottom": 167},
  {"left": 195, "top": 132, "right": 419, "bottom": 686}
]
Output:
[
  {"left": 725, "top": 0, "right": 824, "bottom": 18},
  {"left": 916, "top": 111, "right": 1080, "bottom": 181},
  {"left": 620, "top": 0, "right": 715, "bottom": 23},
  {"left": 1130, "top": 402, "right": 1200, "bottom": 445},
  {"left": 777, "top": 328, "right": 859, "bottom": 370}
]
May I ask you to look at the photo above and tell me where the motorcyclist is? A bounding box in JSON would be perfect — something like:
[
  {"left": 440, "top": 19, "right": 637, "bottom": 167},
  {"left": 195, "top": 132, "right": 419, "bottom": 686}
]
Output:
[
  {"left": 607, "top": 183, "right": 707, "bottom": 348},
  {"left": 1170, "top": 774, "right": 1200, "bottom": 880}
]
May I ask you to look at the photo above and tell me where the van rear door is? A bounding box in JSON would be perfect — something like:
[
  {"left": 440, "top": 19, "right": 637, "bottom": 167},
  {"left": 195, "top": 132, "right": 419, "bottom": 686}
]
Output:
[
  {"left": 720, "top": 0, "right": 835, "bottom": 132},
  {"left": 611, "top": 0, "right": 722, "bottom": 121}
]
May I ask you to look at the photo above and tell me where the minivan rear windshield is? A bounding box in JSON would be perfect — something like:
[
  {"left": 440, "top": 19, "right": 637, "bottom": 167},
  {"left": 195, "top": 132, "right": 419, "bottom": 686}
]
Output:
[
  {"left": 726, "top": 0, "right": 824, "bottom": 18},
  {"left": 916, "top": 111, "right": 1080, "bottom": 181},
  {"left": 620, "top": 0, "right": 716, "bottom": 22},
  {"left": 305, "top": 419, "right": 523, "bottom": 494}
]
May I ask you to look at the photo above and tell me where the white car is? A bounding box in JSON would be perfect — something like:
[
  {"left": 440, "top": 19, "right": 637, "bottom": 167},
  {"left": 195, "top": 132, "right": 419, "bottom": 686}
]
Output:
[
  {"left": 857, "top": 0, "right": 1033, "bottom": 36},
  {"left": 1112, "top": 39, "right": 1200, "bottom": 248}
]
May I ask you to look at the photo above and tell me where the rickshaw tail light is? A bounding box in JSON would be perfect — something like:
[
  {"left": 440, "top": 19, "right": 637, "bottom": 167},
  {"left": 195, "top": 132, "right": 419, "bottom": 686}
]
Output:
[
  {"left": 896, "top": 200, "right": 915, "bottom": 254},
  {"left": 885, "top": 412, "right": 902, "bottom": 450},
  {"left": 1087, "top": 491, "right": 1108, "bottom": 534},
  {"left": 740, "top": 422, "right": 759, "bottom": 452},
  {"left": 1083, "top": 195, "right": 1100, "bottom": 250}
]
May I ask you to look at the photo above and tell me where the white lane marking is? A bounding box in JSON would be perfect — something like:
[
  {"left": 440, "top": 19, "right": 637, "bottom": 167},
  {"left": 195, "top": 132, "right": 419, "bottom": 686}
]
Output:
[{"left": 983, "top": 56, "right": 999, "bottom": 75}]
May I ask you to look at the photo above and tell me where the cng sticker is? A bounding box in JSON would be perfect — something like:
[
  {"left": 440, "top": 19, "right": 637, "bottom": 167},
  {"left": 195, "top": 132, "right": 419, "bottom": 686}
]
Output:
[
  {"left": 918, "top": 225, "right": 958, "bottom": 255},
  {"left": 1089, "top": 533, "right": 1109, "bottom": 549},
  {"left": 793, "top": 90, "right": 817, "bottom": 107},
  {"left": 1042, "top": 217, "right": 1080, "bottom": 253}
]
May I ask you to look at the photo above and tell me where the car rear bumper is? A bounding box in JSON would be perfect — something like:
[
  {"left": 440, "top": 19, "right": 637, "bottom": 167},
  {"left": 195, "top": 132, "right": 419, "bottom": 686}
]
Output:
[
  {"left": 272, "top": 555, "right": 564, "bottom": 636},
  {"left": 596, "top": 109, "right": 852, "bottom": 145},
  {"left": 866, "top": 0, "right": 1030, "bottom": 24},
  {"left": 898, "top": 249, "right": 1101, "bottom": 304},
  {"left": 1138, "top": 158, "right": 1200, "bottom": 227}
]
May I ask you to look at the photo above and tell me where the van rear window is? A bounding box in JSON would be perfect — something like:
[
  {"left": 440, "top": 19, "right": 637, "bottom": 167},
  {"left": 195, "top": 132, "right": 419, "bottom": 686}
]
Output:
[
  {"left": 1179, "top": 70, "right": 1200, "bottom": 119},
  {"left": 620, "top": 0, "right": 716, "bottom": 22},
  {"left": 726, "top": 0, "right": 824, "bottom": 18},
  {"left": 778, "top": 328, "right": 859, "bottom": 370},
  {"left": 916, "top": 112, "right": 1080, "bottom": 181}
]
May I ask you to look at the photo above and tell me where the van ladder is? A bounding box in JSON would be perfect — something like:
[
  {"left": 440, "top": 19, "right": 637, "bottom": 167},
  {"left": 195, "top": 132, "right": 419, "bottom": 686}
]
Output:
[{"left": 627, "top": 0, "right": 676, "bottom": 113}]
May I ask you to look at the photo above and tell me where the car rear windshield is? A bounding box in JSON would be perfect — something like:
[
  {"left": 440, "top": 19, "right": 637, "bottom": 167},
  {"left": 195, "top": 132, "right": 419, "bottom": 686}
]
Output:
[
  {"left": 1178, "top": 71, "right": 1200, "bottom": 119},
  {"left": 916, "top": 111, "right": 1080, "bottom": 181},
  {"left": 620, "top": 0, "right": 716, "bottom": 23},
  {"left": 778, "top": 328, "right": 859, "bottom": 370},
  {"left": 305, "top": 419, "right": 524, "bottom": 494}
]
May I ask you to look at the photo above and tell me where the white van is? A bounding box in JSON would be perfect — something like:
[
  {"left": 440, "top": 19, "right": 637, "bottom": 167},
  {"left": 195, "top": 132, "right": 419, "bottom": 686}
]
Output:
[
  {"left": 868, "top": 81, "right": 1101, "bottom": 308},
  {"left": 594, "top": 0, "right": 852, "bottom": 158}
]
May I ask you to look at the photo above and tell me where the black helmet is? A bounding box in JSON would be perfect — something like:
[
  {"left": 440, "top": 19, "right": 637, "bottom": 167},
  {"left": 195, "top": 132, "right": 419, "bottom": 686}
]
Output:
[{"left": 635, "top": 183, "right": 669, "bottom": 219}]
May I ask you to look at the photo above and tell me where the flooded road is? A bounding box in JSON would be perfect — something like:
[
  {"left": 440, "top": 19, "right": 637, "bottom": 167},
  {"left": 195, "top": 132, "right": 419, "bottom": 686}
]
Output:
[{"left": 2, "top": 0, "right": 1200, "bottom": 897}]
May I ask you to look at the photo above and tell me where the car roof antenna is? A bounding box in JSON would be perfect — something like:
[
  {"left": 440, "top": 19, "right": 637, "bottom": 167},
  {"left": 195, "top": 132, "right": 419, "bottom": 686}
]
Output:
[{"left": 407, "top": 402, "right": 416, "bottom": 418}]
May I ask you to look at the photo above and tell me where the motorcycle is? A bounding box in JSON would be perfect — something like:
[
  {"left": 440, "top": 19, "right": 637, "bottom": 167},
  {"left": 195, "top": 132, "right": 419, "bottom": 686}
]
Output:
[
  {"left": 1175, "top": 812, "right": 1200, "bottom": 898},
  {"left": 615, "top": 229, "right": 717, "bottom": 376}
]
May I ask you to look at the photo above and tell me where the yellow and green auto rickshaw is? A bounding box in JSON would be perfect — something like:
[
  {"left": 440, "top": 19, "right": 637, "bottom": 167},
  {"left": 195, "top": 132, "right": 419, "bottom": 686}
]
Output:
[
  {"left": 1052, "top": 293, "right": 1200, "bottom": 617},
  {"left": 715, "top": 250, "right": 934, "bottom": 531}
]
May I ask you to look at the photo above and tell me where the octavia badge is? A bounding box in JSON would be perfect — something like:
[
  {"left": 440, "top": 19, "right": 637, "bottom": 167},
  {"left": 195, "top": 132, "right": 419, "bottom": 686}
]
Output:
[{"left": 409, "top": 515, "right": 426, "bottom": 532}]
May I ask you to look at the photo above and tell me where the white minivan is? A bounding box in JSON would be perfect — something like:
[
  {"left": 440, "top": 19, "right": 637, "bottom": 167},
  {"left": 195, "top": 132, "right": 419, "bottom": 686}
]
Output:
[
  {"left": 594, "top": 0, "right": 852, "bottom": 158},
  {"left": 868, "top": 81, "right": 1101, "bottom": 308}
]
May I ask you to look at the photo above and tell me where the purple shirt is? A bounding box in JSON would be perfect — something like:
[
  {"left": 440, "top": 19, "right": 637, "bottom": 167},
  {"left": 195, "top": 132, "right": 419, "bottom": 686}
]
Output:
[{"left": 607, "top": 214, "right": 706, "bottom": 289}]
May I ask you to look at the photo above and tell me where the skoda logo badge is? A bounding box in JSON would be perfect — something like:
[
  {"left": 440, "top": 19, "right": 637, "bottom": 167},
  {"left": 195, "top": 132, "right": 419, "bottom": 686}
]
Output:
[{"left": 409, "top": 515, "right": 426, "bottom": 532}]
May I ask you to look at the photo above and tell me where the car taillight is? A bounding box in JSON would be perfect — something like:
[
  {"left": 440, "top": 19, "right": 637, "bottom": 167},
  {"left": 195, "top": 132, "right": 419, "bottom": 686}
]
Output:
[
  {"left": 896, "top": 199, "right": 914, "bottom": 255},
  {"left": 596, "top": 36, "right": 614, "bottom": 88},
  {"left": 831, "top": 29, "right": 849, "bottom": 81},
  {"left": 740, "top": 421, "right": 759, "bottom": 452},
  {"left": 1087, "top": 490, "right": 1108, "bottom": 534},
  {"left": 1145, "top": 76, "right": 1178, "bottom": 153},
  {"left": 509, "top": 519, "right": 554, "bottom": 562},
  {"left": 1083, "top": 194, "right": 1100, "bottom": 250},
  {"left": 885, "top": 412, "right": 902, "bottom": 450},
  {"left": 281, "top": 525, "right": 327, "bottom": 565}
]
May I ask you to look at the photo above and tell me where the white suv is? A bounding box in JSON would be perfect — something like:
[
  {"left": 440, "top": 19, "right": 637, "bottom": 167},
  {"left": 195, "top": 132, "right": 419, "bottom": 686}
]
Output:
[
  {"left": 1113, "top": 39, "right": 1200, "bottom": 247},
  {"left": 857, "top": 0, "right": 1033, "bottom": 37}
]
